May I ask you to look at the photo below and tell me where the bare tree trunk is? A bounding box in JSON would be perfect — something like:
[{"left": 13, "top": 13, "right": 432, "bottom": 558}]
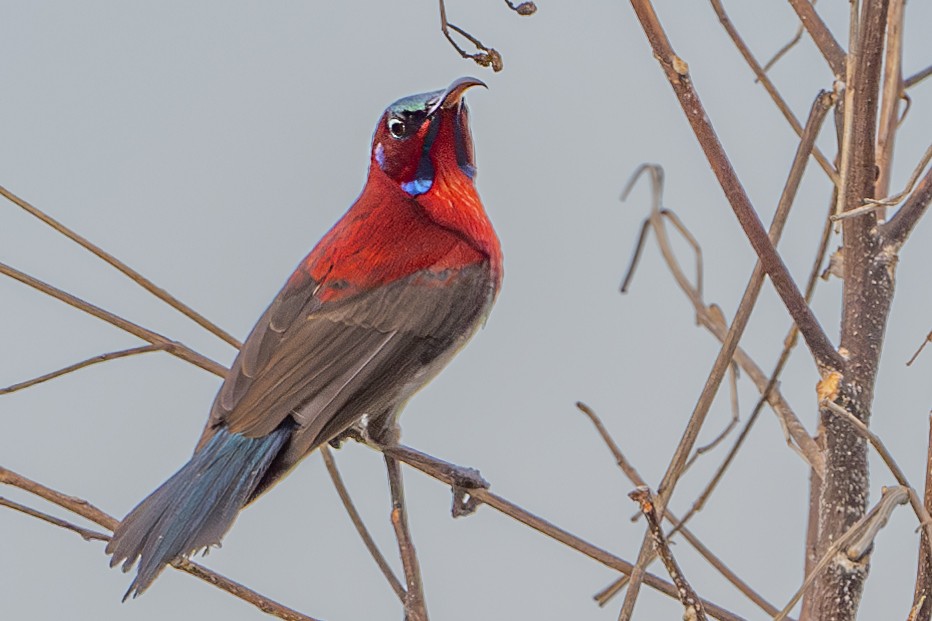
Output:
[{"left": 810, "top": 2, "right": 893, "bottom": 619}]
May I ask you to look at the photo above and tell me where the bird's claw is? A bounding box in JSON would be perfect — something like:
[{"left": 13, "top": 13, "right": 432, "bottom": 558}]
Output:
[{"left": 449, "top": 466, "right": 488, "bottom": 518}]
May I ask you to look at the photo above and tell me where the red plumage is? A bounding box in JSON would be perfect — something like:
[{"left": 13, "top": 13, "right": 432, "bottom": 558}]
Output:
[{"left": 107, "top": 78, "right": 501, "bottom": 598}]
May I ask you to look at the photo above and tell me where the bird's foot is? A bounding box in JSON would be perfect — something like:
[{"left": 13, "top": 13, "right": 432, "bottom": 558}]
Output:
[
  {"left": 446, "top": 464, "right": 487, "bottom": 518},
  {"left": 328, "top": 427, "right": 366, "bottom": 449}
]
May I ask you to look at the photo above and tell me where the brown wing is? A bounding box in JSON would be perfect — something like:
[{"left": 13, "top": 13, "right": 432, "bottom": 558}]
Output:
[{"left": 200, "top": 261, "right": 495, "bottom": 484}]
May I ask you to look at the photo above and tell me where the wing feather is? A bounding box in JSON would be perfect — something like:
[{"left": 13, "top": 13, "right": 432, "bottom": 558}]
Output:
[{"left": 201, "top": 261, "right": 495, "bottom": 489}]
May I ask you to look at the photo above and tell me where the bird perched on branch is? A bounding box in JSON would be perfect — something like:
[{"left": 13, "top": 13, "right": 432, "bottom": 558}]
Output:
[{"left": 107, "top": 77, "right": 502, "bottom": 598}]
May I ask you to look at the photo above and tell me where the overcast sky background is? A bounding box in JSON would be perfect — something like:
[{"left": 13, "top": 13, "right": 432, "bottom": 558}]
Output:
[{"left": 2, "top": 2, "right": 932, "bottom": 620}]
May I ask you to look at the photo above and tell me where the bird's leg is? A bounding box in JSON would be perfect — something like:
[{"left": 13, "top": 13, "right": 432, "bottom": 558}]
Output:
[{"left": 329, "top": 410, "right": 398, "bottom": 448}]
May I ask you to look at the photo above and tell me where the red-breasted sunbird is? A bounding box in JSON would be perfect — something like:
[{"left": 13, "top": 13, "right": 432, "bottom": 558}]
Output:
[{"left": 106, "top": 78, "right": 502, "bottom": 598}]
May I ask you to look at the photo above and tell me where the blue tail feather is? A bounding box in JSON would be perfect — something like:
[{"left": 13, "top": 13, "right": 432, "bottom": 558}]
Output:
[{"left": 106, "top": 425, "right": 291, "bottom": 599}]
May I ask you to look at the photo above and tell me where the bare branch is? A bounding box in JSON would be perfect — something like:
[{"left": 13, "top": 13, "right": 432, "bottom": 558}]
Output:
[
  {"left": 379, "top": 444, "right": 748, "bottom": 621},
  {"left": 616, "top": 82, "right": 834, "bottom": 616},
  {"left": 629, "top": 487, "right": 707, "bottom": 621},
  {"left": 628, "top": 0, "right": 843, "bottom": 373},
  {"left": 438, "top": 0, "right": 503, "bottom": 71},
  {"left": 384, "top": 455, "right": 429, "bottom": 620},
  {"left": 1, "top": 345, "right": 164, "bottom": 395},
  {"left": 814, "top": 2, "right": 894, "bottom": 616},
  {"left": 880, "top": 166, "right": 932, "bottom": 246},
  {"left": 874, "top": 0, "right": 905, "bottom": 201},
  {"left": 905, "top": 64, "right": 932, "bottom": 89},
  {"left": 622, "top": 174, "right": 823, "bottom": 471},
  {"left": 775, "top": 487, "right": 909, "bottom": 621},
  {"left": 709, "top": 0, "right": 838, "bottom": 183},
  {"left": 578, "top": 403, "right": 781, "bottom": 617},
  {"left": 912, "top": 414, "right": 932, "bottom": 621},
  {"left": 172, "top": 561, "right": 324, "bottom": 621},
  {"left": 864, "top": 142, "right": 932, "bottom": 208},
  {"left": 0, "top": 185, "right": 241, "bottom": 349},
  {"left": 786, "top": 0, "right": 847, "bottom": 76},
  {"left": 0, "top": 496, "right": 109, "bottom": 541},
  {"left": 0, "top": 261, "right": 226, "bottom": 378},
  {"left": 688, "top": 362, "right": 740, "bottom": 465},
  {"left": 907, "top": 330, "right": 932, "bottom": 366},
  {"left": 321, "top": 446, "right": 405, "bottom": 601},
  {"left": 759, "top": 23, "right": 804, "bottom": 76},
  {"left": 0, "top": 466, "right": 320, "bottom": 621},
  {"left": 821, "top": 400, "right": 932, "bottom": 555}
]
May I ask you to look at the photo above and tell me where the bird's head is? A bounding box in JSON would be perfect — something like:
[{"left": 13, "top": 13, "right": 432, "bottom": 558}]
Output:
[{"left": 370, "top": 77, "right": 486, "bottom": 197}]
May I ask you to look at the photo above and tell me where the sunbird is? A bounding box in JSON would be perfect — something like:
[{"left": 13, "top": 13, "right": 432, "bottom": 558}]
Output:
[{"left": 107, "top": 77, "right": 502, "bottom": 598}]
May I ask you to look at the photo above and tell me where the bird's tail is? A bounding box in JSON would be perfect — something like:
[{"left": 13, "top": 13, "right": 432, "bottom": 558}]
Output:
[{"left": 106, "top": 424, "right": 292, "bottom": 599}]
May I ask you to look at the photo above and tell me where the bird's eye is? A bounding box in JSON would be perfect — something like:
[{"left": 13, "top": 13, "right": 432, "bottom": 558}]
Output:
[{"left": 388, "top": 118, "right": 406, "bottom": 139}]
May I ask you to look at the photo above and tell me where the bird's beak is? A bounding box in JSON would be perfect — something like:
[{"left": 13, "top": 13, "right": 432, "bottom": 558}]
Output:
[{"left": 429, "top": 77, "right": 487, "bottom": 116}]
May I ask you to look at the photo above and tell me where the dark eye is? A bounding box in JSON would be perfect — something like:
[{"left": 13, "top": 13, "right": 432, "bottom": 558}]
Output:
[{"left": 388, "top": 118, "right": 406, "bottom": 139}]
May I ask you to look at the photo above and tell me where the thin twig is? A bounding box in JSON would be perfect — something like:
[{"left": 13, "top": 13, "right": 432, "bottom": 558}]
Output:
[
  {"left": 907, "top": 330, "right": 932, "bottom": 366},
  {"left": 774, "top": 487, "right": 909, "bottom": 621},
  {"left": 0, "top": 185, "right": 241, "bottom": 349},
  {"left": 760, "top": 24, "right": 804, "bottom": 76},
  {"left": 680, "top": 192, "right": 835, "bottom": 538},
  {"left": 0, "top": 261, "right": 226, "bottom": 378},
  {"left": 873, "top": 0, "right": 905, "bottom": 202},
  {"left": 786, "top": 0, "right": 847, "bottom": 76},
  {"left": 378, "top": 444, "right": 749, "bottom": 621},
  {"left": 911, "top": 414, "right": 932, "bottom": 621},
  {"left": 863, "top": 142, "right": 932, "bottom": 208},
  {"left": 438, "top": 0, "right": 503, "bottom": 71},
  {"left": 0, "top": 496, "right": 109, "bottom": 541},
  {"left": 621, "top": 175, "right": 822, "bottom": 471},
  {"left": 321, "top": 446, "right": 405, "bottom": 601},
  {"left": 821, "top": 400, "right": 932, "bottom": 555},
  {"left": 577, "top": 403, "right": 781, "bottom": 617},
  {"left": 0, "top": 466, "right": 320, "bottom": 621},
  {"left": 829, "top": 201, "right": 886, "bottom": 222},
  {"left": 905, "top": 64, "right": 932, "bottom": 89},
  {"left": 880, "top": 166, "right": 932, "bottom": 246},
  {"left": 689, "top": 362, "right": 740, "bottom": 465},
  {"left": 384, "top": 455, "right": 429, "bottom": 621},
  {"left": 629, "top": 0, "right": 843, "bottom": 373},
  {"left": 629, "top": 487, "right": 707, "bottom": 621},
  {"left": 615, "top": 83, "right": 834, "bottom": 618},
  {"left": 0, "top": 345, "right": 165, "bottom": 395},
  {"left": 710, "top": 0, "right": 837, "bottom": 183}
]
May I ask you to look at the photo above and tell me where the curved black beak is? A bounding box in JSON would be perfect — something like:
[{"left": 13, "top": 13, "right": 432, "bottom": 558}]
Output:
[{"left": 428, "top": 77, "right": 487, "bottom": 116}]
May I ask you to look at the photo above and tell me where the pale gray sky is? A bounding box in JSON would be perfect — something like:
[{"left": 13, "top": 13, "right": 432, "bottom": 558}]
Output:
[{"left": 2, "top": 2, "right": 932, "bottom": 620}]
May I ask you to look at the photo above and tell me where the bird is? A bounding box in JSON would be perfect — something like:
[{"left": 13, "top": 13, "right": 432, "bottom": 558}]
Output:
[{"left": 106, "top": 77, "right": 502, "bottom": 598}]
